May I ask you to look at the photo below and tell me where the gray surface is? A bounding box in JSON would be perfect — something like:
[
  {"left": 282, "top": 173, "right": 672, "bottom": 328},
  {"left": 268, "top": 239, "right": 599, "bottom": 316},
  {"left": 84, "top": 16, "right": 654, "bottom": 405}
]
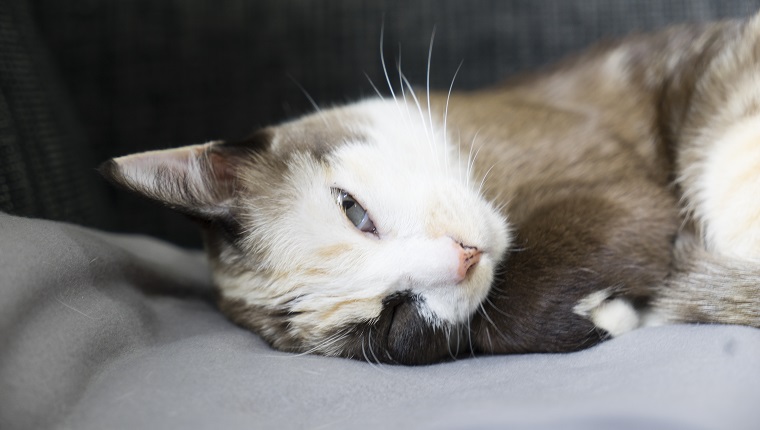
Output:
[{"left": 1, "top": 212, "right": 760, "bottom": 430}]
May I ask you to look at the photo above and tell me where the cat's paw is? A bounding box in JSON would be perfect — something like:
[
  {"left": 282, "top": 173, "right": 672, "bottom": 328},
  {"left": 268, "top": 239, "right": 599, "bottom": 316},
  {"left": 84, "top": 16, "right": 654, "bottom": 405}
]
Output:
[{"left": 573, "top": 290, "right": 640, "bottom": 337}]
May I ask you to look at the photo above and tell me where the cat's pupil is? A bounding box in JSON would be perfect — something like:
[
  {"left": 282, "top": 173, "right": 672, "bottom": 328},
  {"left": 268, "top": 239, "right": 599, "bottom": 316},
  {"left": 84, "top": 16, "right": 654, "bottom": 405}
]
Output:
[
  {"left": 334, "top": 188, "right": 376, "bottom": 234},
  {"left": 345, "top": 201, "right": 365, "bottom": 226}
]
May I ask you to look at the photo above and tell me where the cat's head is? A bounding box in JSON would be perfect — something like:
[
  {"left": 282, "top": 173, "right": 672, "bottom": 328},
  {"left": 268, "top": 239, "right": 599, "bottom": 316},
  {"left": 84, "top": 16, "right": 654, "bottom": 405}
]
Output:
[{"left": 101, "top": 98, "right": 510, "bottom": 364}]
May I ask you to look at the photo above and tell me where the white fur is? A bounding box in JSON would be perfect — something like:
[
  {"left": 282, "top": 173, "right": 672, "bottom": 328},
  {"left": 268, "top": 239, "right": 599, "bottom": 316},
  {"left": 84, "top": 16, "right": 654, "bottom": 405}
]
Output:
[
  {"left": 221, "top": 98, "right": 511, "bottom": 338},
  {"left": 574, "top": 291, "right": 640, "bottom": 337},
  {"left": 591, "top": 299, "right": 639, "bottom": 337},
  {"left": 698, "top": 115, "right": 760, "bottom": 261}
]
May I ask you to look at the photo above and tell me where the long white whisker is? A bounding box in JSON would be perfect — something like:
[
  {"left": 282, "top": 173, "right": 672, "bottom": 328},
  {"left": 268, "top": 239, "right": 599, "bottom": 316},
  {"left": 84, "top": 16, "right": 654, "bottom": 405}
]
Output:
[
  {"left": 445, "top": 325, "right": 455, "bottom": 360},
  {"left": 478, "top": 163, "right": 496, "bottom": 195},
  {"left": 291, "top": 331, "right": 347, "bottom": 357},
  {"left": 485, "top": 326, "right": 494, "bottom": 352},
  {"left": 362, "top": 330, "right": 383, "bottom": 372},
  {"left": 426, "top": 27, "right": 437, "bottom": 168},
  {"left": 368, "top": 328, "right": 393, "bottom": 373},
  {"left": 287, "top": 74, "right": 328, "bottom": 126},
  {"left": 478, "top": 303, "right": 497, "bottom": 328},
  {"left": 361, "top": 334, "right": 371, "bottom": 364},
  {"left": 466, "top": 129, "right": 482, "bottom": 187},
  {"left": 398, "top": 53, "right": 412, "bottom": 124},
  {"left": 401, "top": 72, "right": 436, "bottom": 160},
  {"left": 364, "top": 72, "right": 384, "bottom": 99},
  {"left": 443, "top": 60, "right": 464, "bottom": 179},
  {"left": 367, "top": 328, "right": 379, "bottom": 364},
  {"left": 478, "top": 302, "right": 508, "bottom": 349},
  {"left": 466, "top": 318, "right": 474, "bottom": 357},
  {"left": 379, "top": 21, "right": 398, "bottom": 107},
  {"left": 444, "top": 60, "right": 464, "bottom": 175},
  {"left": 483, "top": 295, "right": 513, "bottom": 319},
  {"left": 287, "top": 75, "right": 321, "bottom": 112}
]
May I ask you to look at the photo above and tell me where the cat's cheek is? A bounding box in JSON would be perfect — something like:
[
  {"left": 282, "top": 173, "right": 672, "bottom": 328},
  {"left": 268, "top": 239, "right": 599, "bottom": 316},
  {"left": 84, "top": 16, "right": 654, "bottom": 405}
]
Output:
[{"left": 308, "top": 298, "right": 384, "bottom": 332}]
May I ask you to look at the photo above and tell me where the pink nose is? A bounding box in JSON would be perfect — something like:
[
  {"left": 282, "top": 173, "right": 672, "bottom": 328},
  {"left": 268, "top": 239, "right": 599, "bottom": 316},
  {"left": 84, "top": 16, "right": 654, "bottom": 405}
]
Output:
[{"left": 455, "top": 243, "right": 482, "bottom": 282}]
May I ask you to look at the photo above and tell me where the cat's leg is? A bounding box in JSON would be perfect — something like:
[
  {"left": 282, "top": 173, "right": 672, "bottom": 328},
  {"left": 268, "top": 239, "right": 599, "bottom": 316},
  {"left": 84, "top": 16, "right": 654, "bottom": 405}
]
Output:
[{"left": 473, "top": 180, "right": 680, "bottom": 352}]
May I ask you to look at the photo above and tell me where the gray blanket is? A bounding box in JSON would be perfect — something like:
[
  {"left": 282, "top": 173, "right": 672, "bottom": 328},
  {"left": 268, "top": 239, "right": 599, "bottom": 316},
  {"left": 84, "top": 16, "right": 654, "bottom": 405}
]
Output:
[{"left": 1, "top": 212, "right": 759, "bottom": 430}]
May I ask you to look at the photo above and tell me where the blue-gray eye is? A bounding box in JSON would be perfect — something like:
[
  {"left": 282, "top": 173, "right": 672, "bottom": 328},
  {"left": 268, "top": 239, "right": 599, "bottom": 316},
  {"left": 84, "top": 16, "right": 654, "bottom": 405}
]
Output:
[{"left": 334, "top": 189, "right": 377, "bottom": 234}]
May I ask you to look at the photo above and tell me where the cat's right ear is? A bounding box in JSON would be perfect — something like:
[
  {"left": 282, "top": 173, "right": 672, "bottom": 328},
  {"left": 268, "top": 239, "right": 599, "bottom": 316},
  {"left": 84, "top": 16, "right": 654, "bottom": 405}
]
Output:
[{"left": 99, "top": 132, "right": 269, "bottom": 221}]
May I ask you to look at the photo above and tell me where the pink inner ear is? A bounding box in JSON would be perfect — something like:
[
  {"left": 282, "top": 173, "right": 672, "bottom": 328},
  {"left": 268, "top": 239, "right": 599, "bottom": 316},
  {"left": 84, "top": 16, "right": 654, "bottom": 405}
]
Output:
[
  {"left": 160, "top": 142, "right": 236, "bottom": 187},
  {"left": 206, "top": 149, "right": 237, "bottom": 185},
  {"left": 105, "top": 141, "right": 239, "bottom": 217},
  {"left": 159, "top": 146, "right": 199, "bottom": 172}
]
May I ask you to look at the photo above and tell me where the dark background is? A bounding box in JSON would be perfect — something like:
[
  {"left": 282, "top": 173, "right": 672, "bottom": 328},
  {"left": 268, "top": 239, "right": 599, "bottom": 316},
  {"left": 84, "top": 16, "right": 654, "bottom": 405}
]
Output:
[{"left": 3, "top": 0, "right": 760, "bottom": 247}]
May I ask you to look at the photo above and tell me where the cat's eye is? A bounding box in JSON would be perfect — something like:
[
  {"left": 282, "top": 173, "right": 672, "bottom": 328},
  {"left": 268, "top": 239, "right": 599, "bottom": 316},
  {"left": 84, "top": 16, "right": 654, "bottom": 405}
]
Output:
[{"left": 334, "top": 189, "right": 377, "bottom": 234}]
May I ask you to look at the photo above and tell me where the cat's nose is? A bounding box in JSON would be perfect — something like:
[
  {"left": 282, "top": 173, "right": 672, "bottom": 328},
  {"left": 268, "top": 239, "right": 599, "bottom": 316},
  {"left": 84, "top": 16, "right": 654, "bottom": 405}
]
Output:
[{"left": 455, "top": 243, "right": 481, "bottom": 282}]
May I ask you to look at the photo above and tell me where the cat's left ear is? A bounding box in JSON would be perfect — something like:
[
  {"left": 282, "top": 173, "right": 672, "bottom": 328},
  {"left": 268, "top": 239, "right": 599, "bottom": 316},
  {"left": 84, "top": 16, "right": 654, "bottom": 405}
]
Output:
[{"left": 99, "top": 139, "right": 255, "bottom": 220}]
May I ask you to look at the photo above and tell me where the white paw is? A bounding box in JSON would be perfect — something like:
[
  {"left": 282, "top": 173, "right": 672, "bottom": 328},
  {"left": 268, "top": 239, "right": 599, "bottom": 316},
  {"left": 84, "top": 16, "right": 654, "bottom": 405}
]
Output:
[{"left": 574, "top": 291, "right": 640, "bottom": 337}]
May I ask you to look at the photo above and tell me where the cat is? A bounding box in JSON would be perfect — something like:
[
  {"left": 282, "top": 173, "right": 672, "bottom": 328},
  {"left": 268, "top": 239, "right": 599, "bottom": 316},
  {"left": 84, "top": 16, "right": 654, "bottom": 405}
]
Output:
[{"left": 100, "top": 14, "right": 760, "bottom": 365}]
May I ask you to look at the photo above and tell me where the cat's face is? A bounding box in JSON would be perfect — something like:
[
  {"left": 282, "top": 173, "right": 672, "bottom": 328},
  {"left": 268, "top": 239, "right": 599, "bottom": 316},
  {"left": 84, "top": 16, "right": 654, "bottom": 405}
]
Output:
[{"left": 103, "top": 98, "right": 510, "bottom": 364}]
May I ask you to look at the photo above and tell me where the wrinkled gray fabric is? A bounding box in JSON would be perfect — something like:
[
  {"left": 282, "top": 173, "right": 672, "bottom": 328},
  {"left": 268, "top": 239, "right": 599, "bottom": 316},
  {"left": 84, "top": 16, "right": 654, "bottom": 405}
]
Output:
[{"left": 1, "top": 212, "right": 759, "bottom": 430}]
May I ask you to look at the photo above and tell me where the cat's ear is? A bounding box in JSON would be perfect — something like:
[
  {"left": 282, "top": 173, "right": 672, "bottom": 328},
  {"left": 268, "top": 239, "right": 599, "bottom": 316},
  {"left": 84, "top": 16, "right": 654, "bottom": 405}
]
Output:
[{"left": 99, "top": 137, "right": 262, "bottom": 220}]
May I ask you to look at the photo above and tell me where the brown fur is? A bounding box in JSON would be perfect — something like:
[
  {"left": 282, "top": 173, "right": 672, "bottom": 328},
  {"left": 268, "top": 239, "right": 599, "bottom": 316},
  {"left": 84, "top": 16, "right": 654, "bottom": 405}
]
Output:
[{"left": 102, "top": 16, "right": 760, "bottom": 364}]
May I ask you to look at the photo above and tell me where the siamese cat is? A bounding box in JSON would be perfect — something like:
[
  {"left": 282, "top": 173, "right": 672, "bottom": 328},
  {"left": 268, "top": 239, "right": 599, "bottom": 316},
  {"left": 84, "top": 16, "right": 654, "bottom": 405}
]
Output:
[{"left": 101, "top": 15, "right": 760, "bottom": 364}]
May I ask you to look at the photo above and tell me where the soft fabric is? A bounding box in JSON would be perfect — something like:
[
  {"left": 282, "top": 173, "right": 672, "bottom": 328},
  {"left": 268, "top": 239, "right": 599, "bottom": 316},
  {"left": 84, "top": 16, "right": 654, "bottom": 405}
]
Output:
[
  {"left": 0, "top": 0, "right": 110, "bottom": 227},
  {"left": 1, "top": 212, "right": 759, "bottom": 430}
]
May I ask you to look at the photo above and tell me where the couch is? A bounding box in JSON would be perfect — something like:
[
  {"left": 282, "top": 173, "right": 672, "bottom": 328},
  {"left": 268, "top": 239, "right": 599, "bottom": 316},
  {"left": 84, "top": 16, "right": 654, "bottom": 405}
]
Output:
[{"left": 2, "top": 1, "right": 760, "bottom": 428}]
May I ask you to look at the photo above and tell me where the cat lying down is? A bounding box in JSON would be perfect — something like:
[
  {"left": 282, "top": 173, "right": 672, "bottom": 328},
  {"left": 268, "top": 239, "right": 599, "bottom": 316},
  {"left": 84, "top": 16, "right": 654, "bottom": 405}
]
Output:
[{"left": 101, "top": 14, "right": 760, "bottom": 364}]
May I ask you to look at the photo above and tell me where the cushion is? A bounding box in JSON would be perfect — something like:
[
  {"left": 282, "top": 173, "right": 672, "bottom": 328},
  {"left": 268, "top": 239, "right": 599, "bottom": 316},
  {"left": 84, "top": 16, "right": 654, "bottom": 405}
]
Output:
[
  {"left": 0, "top": 0, "right": 110, "bottom": 226},
  {"left": 27, "top": 0, "right": 760, "bottom": 246},
  {"left": 1, "top": 212, "right": 759, "bottom": 429}
]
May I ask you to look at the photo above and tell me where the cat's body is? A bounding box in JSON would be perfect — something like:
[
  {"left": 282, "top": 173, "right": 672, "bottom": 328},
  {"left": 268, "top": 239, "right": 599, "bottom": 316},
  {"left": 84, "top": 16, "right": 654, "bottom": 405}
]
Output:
[{"left": 102, "top": 16, "right": 760, "bottom": 364}]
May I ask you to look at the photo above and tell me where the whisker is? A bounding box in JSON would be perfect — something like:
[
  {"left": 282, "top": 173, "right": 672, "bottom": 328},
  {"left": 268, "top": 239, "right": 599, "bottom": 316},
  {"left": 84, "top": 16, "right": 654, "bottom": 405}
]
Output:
[
  {"left": 478, "top": 302, "right": 497, "bottom": 328},
  {"left": 483, "top": 295, "right": 513, "bottom": 319},
  {"left": 367, "top": 327, "right": 389, "bottom": 370},
  {"left": 379, "top": 21, "right": 399, "bottom": 107},
  {"left": 444, "top": 60, "right": 464, "bottom": 175},
  {"left": 465, "top": 129, "right": 482, "bottom": 187},
  {"left": 396, "top": 52, "right": 414, "bottom": 126},
  {"left": 466, "top": 318, "right": 475, "bottom": 357},
  {"left": 361, "top": 334, "right": 371, "bottom": 364},
  {"left": 292, "top": 331, "right": 347, "bottom": 357},
  {"left": 364, "top": 72, "right": 384, "bottom": 99},
  {"left": 400, "top": 72, "right": 436, "bottom": 160},
  {"left": 457, "top": 130, "right": 462, "bottom": 182},
  {"left": 426, "top": 26, "right": 437, "bottom": 168},
  {"left": 363, "top": 329, "right": 390, "bottom": 373},
  {"left": 445, "top": 325, "right": 456, "bottom": 360},
  {"left": 468, "top": 145, "right": 485, "bottom": 188},
  {"left": 484, "top": 326, "right": 494, "bottom": 352},
  {"left": 287, "top": 74, "right": 327, "bottom": 126},
  {"left": 477, "top": 163, "right": 497, "bottom": 196},
  {"left": 478, "top": 301, "right": 510, "bottom": 345}
]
